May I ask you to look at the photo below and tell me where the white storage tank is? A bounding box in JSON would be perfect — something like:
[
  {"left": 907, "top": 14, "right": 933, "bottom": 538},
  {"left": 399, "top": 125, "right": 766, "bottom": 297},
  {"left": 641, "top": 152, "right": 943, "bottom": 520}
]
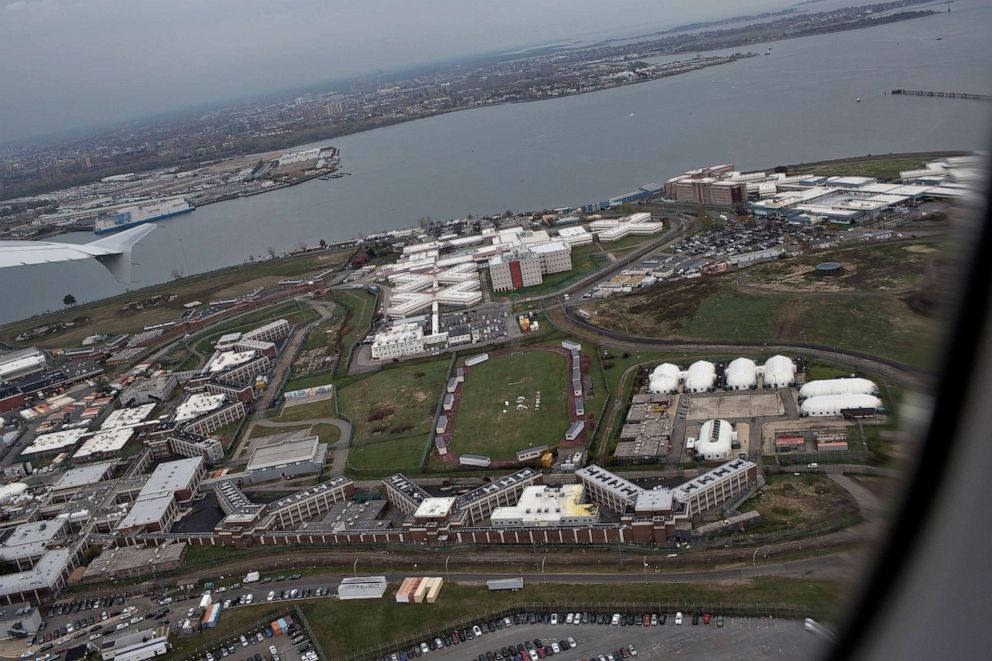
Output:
[
  {"left": 799, "top": 377, "right": 878, "bottom": 400},
  {"left": 800, "top": 394, "right": 883, "bottom": 417},
  {"left": 648, "top": 363, "right": 681, "bottom": 394},
  {"left": 725, "top": 358, "right": 757, "bottom": 390},
  {"left": 696, "top": 419, "right": 734, "bottom": 460},
  {"left": 684, "top": 360, "right": 716, "bottom": 393},
  {"left": 763, "top": 355, "right": 796, "bottom": 388}
]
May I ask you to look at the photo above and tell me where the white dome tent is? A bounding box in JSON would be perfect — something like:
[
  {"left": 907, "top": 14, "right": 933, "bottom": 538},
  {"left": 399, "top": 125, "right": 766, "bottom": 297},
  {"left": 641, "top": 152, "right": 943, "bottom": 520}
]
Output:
[
  {"left": 725, "top": 358, "right": 757, "bottom": 390},
  {"left": 648, "top": 363, "right": 681, "bottom": 394},
  {"left": 695, "top": 419, "right": 735, "bottom": 460},
  {"left": 763, "top": 355, "right": 796, "bottom": 388},
  {"left": 799, "top": 377, "right": 878, "bottom": 400},
  {"left": 684, "top": 360, "right": 716, "bottom": 393},
  {"left": 800, "top": 394, "right": 883, "bottom": 417}
]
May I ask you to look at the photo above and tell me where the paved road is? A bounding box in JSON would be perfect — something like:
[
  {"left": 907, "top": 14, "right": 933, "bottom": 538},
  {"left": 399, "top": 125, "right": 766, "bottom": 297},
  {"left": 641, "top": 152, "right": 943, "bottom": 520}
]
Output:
[{"left": 827, "top": 473, "right": 885, "bottom": 520}]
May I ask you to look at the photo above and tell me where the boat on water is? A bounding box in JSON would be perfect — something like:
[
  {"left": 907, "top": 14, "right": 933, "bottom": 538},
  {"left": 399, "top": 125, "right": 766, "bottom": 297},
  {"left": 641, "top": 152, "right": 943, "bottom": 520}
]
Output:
[{"left": 94, "top": 198, "right": 194, "bottom": 234}]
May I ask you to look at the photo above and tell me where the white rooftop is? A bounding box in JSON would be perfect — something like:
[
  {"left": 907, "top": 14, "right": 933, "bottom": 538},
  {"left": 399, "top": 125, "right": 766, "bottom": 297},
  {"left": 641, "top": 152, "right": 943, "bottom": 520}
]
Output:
[
  {"left": 101, "top": 403, "right": 156, "bottom": 429},
  {"left": 173, "top": 393, "right": 227, "bottom": 422},
  {"left": 140, "top": 457, "right": 204, "bottom": 498},
  {"left": 73, "top": 428, "right": 134, "bottom": 459},
  {"left": 22, "top": 428, "right": 87, "bottom": 455},
  {"left": 414, "top": 497, "right": 456, "bottom": 519},
  {"left": 246, "top": 437, "right": 322, "bottom": 472},
  {"left": 204, "top": 350, "right": 256, "bottom": 374},
  {"left": 52, "top": 461, "right": 115, "bottom": 491}
]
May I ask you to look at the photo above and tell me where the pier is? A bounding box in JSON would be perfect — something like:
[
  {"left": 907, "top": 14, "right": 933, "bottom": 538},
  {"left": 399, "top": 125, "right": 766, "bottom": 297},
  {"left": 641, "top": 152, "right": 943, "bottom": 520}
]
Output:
[{"left": 891, "top": 89, "right": 991, "bottom": 101}]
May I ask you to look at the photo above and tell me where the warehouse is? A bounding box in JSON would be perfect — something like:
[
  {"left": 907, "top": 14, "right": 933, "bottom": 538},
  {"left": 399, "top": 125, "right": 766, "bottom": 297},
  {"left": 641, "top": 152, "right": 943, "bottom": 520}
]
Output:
[
  {"left": 799, "top": 377, "right": 878, "bottom": 400},
  {"left": 245, "top": 436, "right": 328, "bottom": 483},
  {"left": 800, "top": 394, "right": 884, "bottom": 417},
  {"left": 338, "top": 576, "right": 388, "bottom": 600}
]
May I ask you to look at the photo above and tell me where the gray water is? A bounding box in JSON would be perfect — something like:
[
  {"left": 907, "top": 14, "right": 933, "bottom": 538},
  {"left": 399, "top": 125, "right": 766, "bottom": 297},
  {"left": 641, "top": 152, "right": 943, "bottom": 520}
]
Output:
[{"left": 3, "top": 0, "right": 990, "bottom": 325}]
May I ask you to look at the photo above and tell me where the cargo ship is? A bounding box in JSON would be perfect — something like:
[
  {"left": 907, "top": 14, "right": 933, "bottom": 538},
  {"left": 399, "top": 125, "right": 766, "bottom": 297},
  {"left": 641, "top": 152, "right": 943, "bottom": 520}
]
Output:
[{"left": 94, "top": 198, "right": 194, "bottom": 234}]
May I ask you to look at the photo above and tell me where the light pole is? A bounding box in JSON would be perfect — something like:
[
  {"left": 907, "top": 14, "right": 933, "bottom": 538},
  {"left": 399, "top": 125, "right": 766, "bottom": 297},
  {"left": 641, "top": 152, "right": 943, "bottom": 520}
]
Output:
[
  {"left": 353, "top": 558, "right": 359, "bottom": 577},
  {"left": 445, "top": 555, "right": 450, "bottom": 579},
  {"left": 752, "top": 545, "right": 767, "bottom": 566},
  {"left": 541, "top": 552, "right": 548, "bottom": 584}
]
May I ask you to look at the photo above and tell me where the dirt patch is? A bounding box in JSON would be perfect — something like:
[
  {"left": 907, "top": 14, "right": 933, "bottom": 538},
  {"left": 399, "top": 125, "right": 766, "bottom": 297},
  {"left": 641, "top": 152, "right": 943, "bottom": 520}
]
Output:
[
  {"left": 745, "top": 474, "right": 860, "bottom": 532},
  {"left": 410, "top": 390, "right": 429, "bottom": 402},
  {"left": 903, "top": 245, "right": 936, "bottom": 254}
]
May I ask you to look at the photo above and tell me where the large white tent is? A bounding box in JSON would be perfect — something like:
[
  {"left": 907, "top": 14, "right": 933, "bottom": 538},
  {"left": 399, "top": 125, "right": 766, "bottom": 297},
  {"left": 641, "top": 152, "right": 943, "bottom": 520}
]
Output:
[
  {"left": 800, "top": 394, "right": 883, "bottom": 417},
  {"left": 799, "top": 378, "right": 878, "bottom": 400}
]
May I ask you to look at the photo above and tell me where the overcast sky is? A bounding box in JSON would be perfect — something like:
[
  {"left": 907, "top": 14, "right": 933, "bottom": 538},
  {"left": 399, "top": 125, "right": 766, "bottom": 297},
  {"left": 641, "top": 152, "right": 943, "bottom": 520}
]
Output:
[{"left": 0, "top": 0, "right": 798, "bottom": 145}]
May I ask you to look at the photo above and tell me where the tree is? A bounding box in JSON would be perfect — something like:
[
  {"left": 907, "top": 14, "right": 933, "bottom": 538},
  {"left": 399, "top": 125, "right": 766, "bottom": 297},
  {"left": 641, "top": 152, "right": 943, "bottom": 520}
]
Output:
[
  {"left": 319, "top": 239, "right": 327, "bottom": 249},
  {"left": 267, "top": 246, "right": 276, "bottom": 258},
  {"left": 170, "top": 268, "right": 183, "bottom": 280},
  {"left": 416, "top": 216, "right": 432, "bottom": 229},
  {"left": 62, "top": 294, "right": 76, "bottom": 307}
]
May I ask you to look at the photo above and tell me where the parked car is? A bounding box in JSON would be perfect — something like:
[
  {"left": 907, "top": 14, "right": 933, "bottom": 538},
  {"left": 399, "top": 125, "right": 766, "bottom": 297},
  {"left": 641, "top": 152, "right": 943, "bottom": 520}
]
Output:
[{"left": 675, "top": 612, "right": 683, "bottom": 625}]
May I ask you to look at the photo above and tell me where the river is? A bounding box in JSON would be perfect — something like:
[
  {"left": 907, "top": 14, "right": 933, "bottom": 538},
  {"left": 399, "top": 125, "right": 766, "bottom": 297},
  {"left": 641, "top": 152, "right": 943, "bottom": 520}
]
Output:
[{"left": 2, "top": 0, "right": 990, "bottom": 325}]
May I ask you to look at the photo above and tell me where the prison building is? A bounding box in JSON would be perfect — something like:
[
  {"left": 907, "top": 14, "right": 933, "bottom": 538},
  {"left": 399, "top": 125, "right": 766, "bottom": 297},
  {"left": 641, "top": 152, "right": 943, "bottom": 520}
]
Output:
[
  {"left": 575, "top": 465, "right": 642, "bottom": 514},
  {"left": 672, "top": 458, "right": 757, "bottom": 517},
  {"left": 383, "top": 474, "right": 432, "bottom": 515},
  {"left": 456, "top": 468, "right": 542, "bottom": 525},
  {"left": 265, "top": 477, "right": 355, "bottom": 529},
  {"left": 242, "top": 319, "right": 292, "bottom": 343}
]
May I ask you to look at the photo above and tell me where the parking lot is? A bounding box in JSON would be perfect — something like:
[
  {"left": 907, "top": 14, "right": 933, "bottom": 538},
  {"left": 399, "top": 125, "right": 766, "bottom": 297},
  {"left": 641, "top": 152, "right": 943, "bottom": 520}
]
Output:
[
  {"left": 188, "top": 614, "right": 319, "bottom": 661},
  {"left": 380, "top": 613, "right": 823, "bottom": 661}
]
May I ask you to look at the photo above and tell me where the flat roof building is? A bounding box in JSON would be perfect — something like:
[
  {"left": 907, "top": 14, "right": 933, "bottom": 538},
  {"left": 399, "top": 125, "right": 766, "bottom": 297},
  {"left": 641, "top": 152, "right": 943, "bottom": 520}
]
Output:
[
  {"left": 490, "top": 484, "right": 598, "bottom": 528},
  {"left": 244, "top": 436, "right": 328, "bottom": 483}
]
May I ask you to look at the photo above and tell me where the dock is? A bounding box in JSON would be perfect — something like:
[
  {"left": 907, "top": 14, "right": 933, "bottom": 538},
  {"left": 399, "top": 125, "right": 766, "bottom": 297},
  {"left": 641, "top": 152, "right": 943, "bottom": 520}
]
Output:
[{"left": 891, "top": 89, "right": 992, "bottom": 101}]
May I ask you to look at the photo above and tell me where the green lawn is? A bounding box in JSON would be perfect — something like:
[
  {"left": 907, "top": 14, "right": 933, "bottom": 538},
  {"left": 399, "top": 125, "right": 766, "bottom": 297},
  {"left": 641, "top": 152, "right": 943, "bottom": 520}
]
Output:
[
  {"left": 275, "top": 397, "right": 337, "bottom": 422},
  {"left": 586, "top": 240, "right": 943, "bottom": 369},
  {"left": 282, "top": 371, "right": 336, "bottom": 393},
  {"left": 249, "top": 424, "right": 311, "bottom": 439},
  {"left": 338, "top": 359, "right": 449, "bottom": 440},
  {"left": 301, "top": 578, "right": 848, "bottom": 658},
  {"left": 791, "top": 155, "right": 955, "bottom": 181},
  {"left": 312, "top": 423, "right": 342, "bottom": 444},
  {"left": 334, "top": 288, "right": 377, "bottom": 375},
  {"left": 347, "top": 435, "right": 428, "bottom": 475},
  {"left": 450, "top": 350, "right": 570, "bottom": 460},
  {"left": 302, "top": 303, "right": 345, "bottom": 351},
  {"left": 599, "top": 232, "right": 662, "bottom": 258}
]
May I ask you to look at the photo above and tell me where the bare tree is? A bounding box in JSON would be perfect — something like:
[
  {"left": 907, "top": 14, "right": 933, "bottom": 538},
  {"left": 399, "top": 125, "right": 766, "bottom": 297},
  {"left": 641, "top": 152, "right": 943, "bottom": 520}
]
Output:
[{"left": 170, "top": 268, "right": 183, "bottom": 280}]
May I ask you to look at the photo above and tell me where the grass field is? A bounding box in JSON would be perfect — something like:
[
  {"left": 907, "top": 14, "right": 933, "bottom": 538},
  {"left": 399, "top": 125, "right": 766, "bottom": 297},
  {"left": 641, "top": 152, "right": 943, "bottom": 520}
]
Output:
[
  {"left": 338, "top": 359, "right": 449, "bottom": 440},
  {"left": 347, "top": 434, "right": 427, "bottom": 475},
  {"left": 1, "top": 248, "right": 350, "bottom": 347},
  {"left": 492, "top": 243, "right": 612, "bottom": 300},
  {"left": 282, "top": 371, "right": 336, "bottom": 394},
  {"left": 599, "top": 232, "right": 663, "bottom": 258},
  {"left": 311, "top": 423, "right": 341, "bottom": 444},
  {"left": 583, "top": 239, "right": 945, "bottom": 369},
  {"left": 451, "top": 350, "right": 570, "bottom": 460},
  {"left": 742, "top": 474, "right": 861, "bottom": 533},
  {"left": 275, "top": 397, "right": 337, "bottom": 422},
  {"left": 791, "top": 154, "right": 958, "bottom": 181},
  {"left": 300, "top": 578, "right": 849, "bottom": 658},
  {"left": 333, "top": 288, "right": 377, "bottom": 375},
  {"left": 248, "top": 424, "right": 311, "bottom": 439}
]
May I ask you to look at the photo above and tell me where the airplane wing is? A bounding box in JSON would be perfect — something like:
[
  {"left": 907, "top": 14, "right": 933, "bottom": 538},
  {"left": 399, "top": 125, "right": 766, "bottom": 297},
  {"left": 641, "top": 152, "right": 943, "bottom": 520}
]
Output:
[{"left": 0, "top": 224, "right": 155, "bottom": 283}]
